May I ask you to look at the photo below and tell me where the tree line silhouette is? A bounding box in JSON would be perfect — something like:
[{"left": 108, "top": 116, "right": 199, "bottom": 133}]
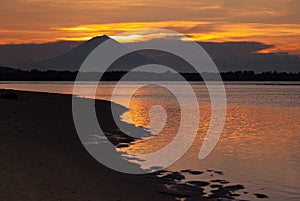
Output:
[{"left": 0, "top": 66, "right": 299, "bottom": 81}]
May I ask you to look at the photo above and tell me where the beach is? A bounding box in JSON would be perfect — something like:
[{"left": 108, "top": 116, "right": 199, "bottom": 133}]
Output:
[{"left": 0, "top": 89, "right": 175, "bottom": 201}]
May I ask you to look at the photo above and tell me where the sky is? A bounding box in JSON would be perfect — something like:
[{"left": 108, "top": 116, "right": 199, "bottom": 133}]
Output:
[{"left": 1, "top": 0, "right": 300, "bottom": 55}]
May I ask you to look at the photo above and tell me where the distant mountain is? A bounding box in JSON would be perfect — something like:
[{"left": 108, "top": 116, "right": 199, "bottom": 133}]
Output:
[
  {"left": 0, "top": 66, "right": 19, "bottom": 73},
  {"left": 33, "top": 35, "right": 110, "bottom": 71},
  {"left": 139, "top": 42, "right": 300, "bottom": 73},
  {"left": 33, "top": 35, "right": 155, "bottom": 72},
  {"left": 0, "top": 41, "right": 81, "bottom": 69},
  {"left": 0, "top": 36, "right": 299, "bottom": 73}
]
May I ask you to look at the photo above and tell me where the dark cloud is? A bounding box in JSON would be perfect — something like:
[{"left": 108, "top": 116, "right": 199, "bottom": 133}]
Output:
[{"left": 200, "top": 42, "right": 300, "bottom": 72}]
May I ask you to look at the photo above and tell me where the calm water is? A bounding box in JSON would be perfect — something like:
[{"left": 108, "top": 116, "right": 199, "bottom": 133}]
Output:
[{"left": 0, "top": 81, "right": 299, "bottom": 200}]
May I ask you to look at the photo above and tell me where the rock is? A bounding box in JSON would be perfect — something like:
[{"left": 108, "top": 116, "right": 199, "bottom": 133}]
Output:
[
  {"left": 254, "top": 193, "right": 269, "bottom": 198},
  {"left": 181, "top": 169, "right": 204, "bottom": 175},
  {"left": 167, "top": 183, "right": 206, "bottom": 197},
  {"left": 187, "top": 181, "right": 210, "bottom": 187},
  {"left": 224, "top": 184, "right": 244, "bottom": 191},
  {"left": 161, "top": 172, "right": 185, "bottom": 181}
]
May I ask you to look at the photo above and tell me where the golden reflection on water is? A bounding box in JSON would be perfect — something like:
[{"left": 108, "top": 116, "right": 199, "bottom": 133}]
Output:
[
  {"left": 123, "top": 97, "right": 300, "bottom": 161},
  {"left": 123, "top": 84, "right": 182, "bottom": 154},
  {"left": 121, "top": 85, "right": 300, "bottom": 201},
  {"left": 119, "top": 84, "right": 300, "bottom": 178}
]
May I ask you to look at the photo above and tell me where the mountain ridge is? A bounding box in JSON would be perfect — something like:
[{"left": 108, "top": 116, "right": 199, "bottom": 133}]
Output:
[
  {"left": 32, "top": 35, "right": 111, "bottom": 71},
  {"left": 1, "top": 36, "right": 299, "bottom": 72}
]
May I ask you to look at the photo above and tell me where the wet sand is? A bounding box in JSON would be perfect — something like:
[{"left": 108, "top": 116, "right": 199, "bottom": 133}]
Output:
[{"left": 0, "top": 89, "right": 175, "bottom": 201}]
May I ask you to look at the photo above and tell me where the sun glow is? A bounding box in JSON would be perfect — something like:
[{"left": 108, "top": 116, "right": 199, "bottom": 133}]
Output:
[
  {"left": 51, "top": 21, "right": 300, "bottom": 54},
  {"left": 1, "top": 20, "right": 299, "bottom": 54}
]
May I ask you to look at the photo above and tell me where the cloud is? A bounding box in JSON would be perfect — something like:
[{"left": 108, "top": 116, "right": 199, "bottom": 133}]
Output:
[
  {"left": 0, "top": 0, "right": 299, "bottom": 55},
  {"left": 49, "top": 21, "right": 300, "bottom": 54}
]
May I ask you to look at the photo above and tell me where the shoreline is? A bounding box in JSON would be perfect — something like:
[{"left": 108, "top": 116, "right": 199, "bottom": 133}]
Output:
[
  {"left": 0, "top": 89, "right": 176, "bottom": 201},
  {"left": 0, "top": 89, "right": 257, "bottom": 201}
]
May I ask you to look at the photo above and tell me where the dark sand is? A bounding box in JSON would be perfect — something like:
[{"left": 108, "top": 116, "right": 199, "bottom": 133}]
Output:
[{"left": 0, "top": 89, "right": 176, "bottom": 201}]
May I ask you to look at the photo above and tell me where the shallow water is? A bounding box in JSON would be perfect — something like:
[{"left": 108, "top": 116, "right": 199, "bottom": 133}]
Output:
[{"left": 0, "top": 81, "right": 299, "bottom": 200}]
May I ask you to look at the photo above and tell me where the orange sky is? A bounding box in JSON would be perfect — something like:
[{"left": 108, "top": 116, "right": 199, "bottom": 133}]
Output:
[{"left": 1, "top": 0, "right": 300, "bottom": 54}]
